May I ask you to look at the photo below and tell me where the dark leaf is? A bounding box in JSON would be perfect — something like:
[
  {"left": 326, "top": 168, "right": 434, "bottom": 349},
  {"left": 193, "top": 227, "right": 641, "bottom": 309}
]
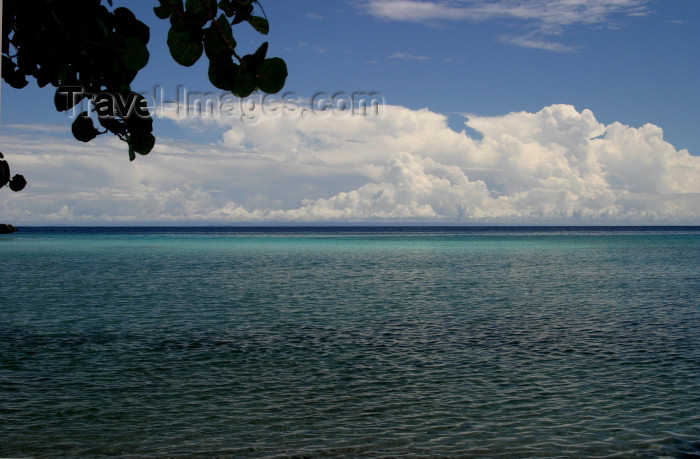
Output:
[
  {"left": 250, "top": 42, "right": 268, "bottom": 70},
  {"left": 219, "top": 0, "right": 235, "bottom": 17},
  {"left": 256, "top": 57, "right": 287, "bottom": 94},
  {"left": 167, "top": 27, "right": 204, "bottom": 66},
  {"left": 154, "top": 5, "right": 172, "bottom": 19},
  {"left": 232, "top": 3, "right": 254, "bottom": 25},
  {"left": 207, "top": 57, "right": 237, "bottom": 91},
  {"left": 121, "top": 94, "right": 153, "bottom": 134},
  {"left": 231, "top": 70, "right": 256, "bottom": 98},
  {"left": 0, "top": 160, "right": 9, "bottom": 188},
  {"left": 124, "top": 114, "right": 153, "bottom": 136},
  {"left": 95, "top": 18, "right": 110, "bottom": 38},
  {"left": 1, "top": 56, "right": 29, "bottom": 89},
  {"left": 120, "top": 37, "right": 150, "bottom": 71},
  {"left": 72, "top": 112, "right": 100, "bottom": 142},
  {"left": 9, "top": 175, "right": 27, "bottom": 192},
  {"left": 114, "top": 7, "right": 137, "bottom": 23},
  {"left": 247, "top": 16, "right": 269, "bottom": 35},
  {"left": 169, "top": 11, "right": 190, "bottom": 31},
  {"left": 186, "top": 0, "right": 217, "bottom": 26},
  {"left": 114, "top": 7, "right": 150, "bottom": 44},
  {"left": 34, "top": 63, "right": 56, "bottom": 88},
  {"left": 133, "top": 19, "right": 151, "bottom": 45},
  {"left": 133, "top": 94, "right": 151, "bottom": 118},
  {"left": 129, "top": 132, "right": 156, "bottom": 156},
  {"left": 116, "top": 84, "right": 133, "bottom": 95},
  {"left": 203, "top": 15, "right": 235, "bottom": 60}
]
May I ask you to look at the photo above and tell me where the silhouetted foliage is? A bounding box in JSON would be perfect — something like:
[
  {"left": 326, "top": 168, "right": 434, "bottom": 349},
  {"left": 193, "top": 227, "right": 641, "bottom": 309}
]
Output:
[
  {"left": 2, "top": 0, "right": 287, "bottom": 161},
  {"left": 0, "top": 152, "right": 26, "bottom": 192}
]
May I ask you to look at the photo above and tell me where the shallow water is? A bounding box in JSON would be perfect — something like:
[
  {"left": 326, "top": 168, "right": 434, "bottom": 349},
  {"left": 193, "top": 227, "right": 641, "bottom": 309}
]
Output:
[{"left": 1, "top": 227, "right": 699, "bottom": 457}]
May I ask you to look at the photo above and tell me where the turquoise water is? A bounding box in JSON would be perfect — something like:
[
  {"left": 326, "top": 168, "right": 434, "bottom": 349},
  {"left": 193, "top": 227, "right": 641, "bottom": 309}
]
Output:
[{"left": 1, "top": 227, "right": 699, "bottom": 458}]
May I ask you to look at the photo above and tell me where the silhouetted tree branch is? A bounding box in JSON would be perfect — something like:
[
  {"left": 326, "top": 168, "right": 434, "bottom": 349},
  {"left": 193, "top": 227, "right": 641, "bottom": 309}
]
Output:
[{"left": 2, "top": 0, "right": 287, "bottom": 160}]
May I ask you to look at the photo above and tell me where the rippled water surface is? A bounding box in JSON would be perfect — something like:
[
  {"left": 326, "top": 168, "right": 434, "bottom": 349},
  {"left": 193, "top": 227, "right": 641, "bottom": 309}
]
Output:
[{"left": 1, "top": 227, "right": 699, "bottom": 457}]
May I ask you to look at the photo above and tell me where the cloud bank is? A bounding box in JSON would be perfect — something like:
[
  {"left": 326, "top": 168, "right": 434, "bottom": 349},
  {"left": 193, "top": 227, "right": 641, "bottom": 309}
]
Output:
[{"left": 1, "top": 103, "right": 698, "bottom": 224}]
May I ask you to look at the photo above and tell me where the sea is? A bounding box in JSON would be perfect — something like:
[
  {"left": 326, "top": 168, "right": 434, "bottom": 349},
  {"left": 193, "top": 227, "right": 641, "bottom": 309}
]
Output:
[{"left": 1, "top": 226, "right": 699, "bottom": 458}]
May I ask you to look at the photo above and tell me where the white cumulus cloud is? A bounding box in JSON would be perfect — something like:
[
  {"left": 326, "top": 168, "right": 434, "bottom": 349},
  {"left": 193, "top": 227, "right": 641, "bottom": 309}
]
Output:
[{"left": 1, "top": 103, "right": 698, "bottom": 224}]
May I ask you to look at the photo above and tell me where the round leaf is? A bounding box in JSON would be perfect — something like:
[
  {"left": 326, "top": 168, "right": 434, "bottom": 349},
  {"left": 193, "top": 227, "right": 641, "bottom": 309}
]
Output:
[
  {"left": 120, "top": 37, "right": 150, "bottom": 71},
  {"left": 167, "top": 28, "right": 203, "bottom": 67},
  {"left": 129, "top": 133, "right": 156, "bottom": 156},
  {"left": 72, "top": 112, "right": 100, "bottom": 143},
  {"left": 256, "top": 58, "right": 287, "bottom": 94},
  {"left": 154, "top": 5, "right": 172, "bottom": 19},
  {"left": 231, "top": 71, "right": 256, "bottom": 98},
  {"left": 114, "top": 7, "right": 151, "bottom": 44},
  {"left": 203, "top": 15, "right": 235, "bottom": 60},
  {"left": 208, "top": 58, "right": 236, "bottom": 91},
  {"left": 9, "top": 175, "right": 27, "bottom": 192}
]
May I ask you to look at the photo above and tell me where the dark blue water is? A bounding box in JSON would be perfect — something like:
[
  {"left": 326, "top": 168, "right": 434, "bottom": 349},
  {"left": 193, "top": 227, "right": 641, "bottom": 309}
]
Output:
[{"left": 1, "top": 226, "right": 699, "bottom": 457}]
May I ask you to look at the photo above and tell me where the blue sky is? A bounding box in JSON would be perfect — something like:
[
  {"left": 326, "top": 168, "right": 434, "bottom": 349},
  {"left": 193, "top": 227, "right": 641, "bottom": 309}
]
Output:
[{"left": 1, "top": 0, "right": 699, "bottom": 224}]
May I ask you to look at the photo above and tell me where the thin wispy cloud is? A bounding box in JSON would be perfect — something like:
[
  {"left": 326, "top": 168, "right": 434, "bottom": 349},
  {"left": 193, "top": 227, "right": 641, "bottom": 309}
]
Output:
[
  {"left": 388, "top": 52, "right": 430, "bottom": 60},
  {"left": 501, "top": 34, "right": 576, "bottom": 53},
  {"left": 363, "top": 0, "right": 651, "bottom": 51},
  {"left": 364, "top": 0, "right": 650, "bottom": 25}
]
